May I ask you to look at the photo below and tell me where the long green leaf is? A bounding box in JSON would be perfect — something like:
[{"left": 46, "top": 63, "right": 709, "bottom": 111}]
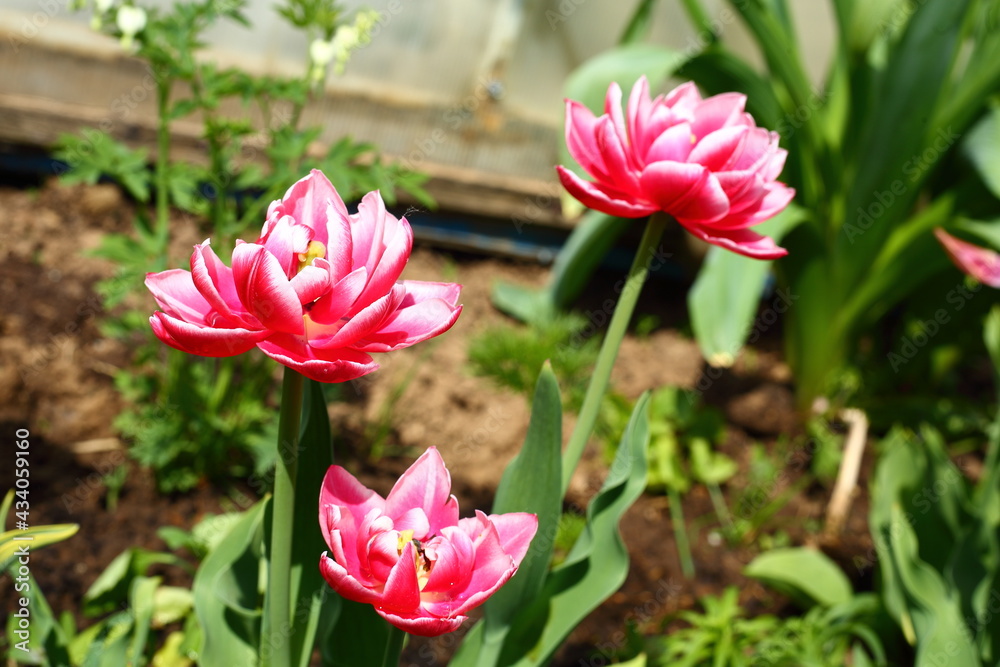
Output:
[
  {"left": 192, "top": 497, "right": 269, "bottom": 666},
  {"left": 493, "top": 393, "right": 651, "bottom": 666},
  {"left": 688, "top": 205, "right": 805, "bottom": 367},
  {"left": 461, "top": 364, "right": 563, "bottom": 663},
  {"left": 289, "top": 379, "right": 335, "bottom": 667}
]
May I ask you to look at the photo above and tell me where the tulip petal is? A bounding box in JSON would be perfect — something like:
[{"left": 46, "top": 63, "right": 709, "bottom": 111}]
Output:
[
  {"left": 271, "top": 169, "right": 348, "bottom": 248},
  {"left": 353, "top": 281, "right": 462, "bottom": 353},
  {"left": 488, "top": 512, "right": 539, "bottom": 567},
  {"left": 352, "top": 211, "right": 413, "bottom": 313},
  {"left": 189, "top": 242, "right": 252, "bottom": 326},
  {"left": 421, "top": 528, "right": 475, "bottom": 594},
  {"left": 319, "top": 553, "right": 381, "bottom": 605},
  {"left": 638, "top": 161, "right": 714, "bottom": 213},
  {"left": 644, "top": 122, "right": 696, "bottom": 164},
  {"left": 380, "top": 542, "right": 422, "bottom": 613},
  {"left": 935, "top": 228, "right": 1000, "bottom": 288},
  {"left": 716, "top": 183, "right": 795, "bottom": 230},
  {"left": 565, "top": 99, "right": 612, "bottom": 182},
  {"left": 307, "top": 266, "right": 369, "bottom": 326},
  {"left": 145, "top": 269, "right": 214, "bottom": 324},
  {"left": 310, "top": 287, "right": 402, "bottom": 350},
  {"left": 677, "top": 219, "right": 788, "bottom": 259},
  {"left": 258, "top": 214, "right": 312, "bottom": 278},
  {"left": 376, "top": 610, "right": 465, "bottom": 637},
  {"left": 691, "top": 92, "right": 747, "bottom": 138},
  {"left": 325, "top": 200, "right": 354, "bottom": 282},
  {"left": 290, "top": 258, "right": 332, "bottom": 305},
  {"left": 320, "top": 465, "right": 385, "bottom": 523},
  {"left": 385, "top": 447, "right": 460, "bottom": 532},
  {"left": 150, "top": 312, "right": 269, "bottom": 357},
  {"left": 556, "top": 166, "right": 657, "bottom": 218},
  {"left": 232, "top": 243, "right": 305, "bottom": 335},
  {"left": 689, "top": 125, "right": 749, "bottom": 171},
  {"left": 255, "top": 333, "right": 379, "bottom": 383}
]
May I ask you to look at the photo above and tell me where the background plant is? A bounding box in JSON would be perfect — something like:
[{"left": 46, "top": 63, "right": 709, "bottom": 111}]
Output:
[{"left": 56, "top": 0, "right": 430, "bottom": 491}]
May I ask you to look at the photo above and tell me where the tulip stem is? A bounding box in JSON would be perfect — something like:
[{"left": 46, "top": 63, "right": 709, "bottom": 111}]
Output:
[
  {"left": 263, "top": 367, "right": 304, "bottom": 667},
  {"left": 561, "top": 212, "right": 669, "bottom": 494},
  {"left": 381, "top": 625, "right": 406, "bottom": 667}
]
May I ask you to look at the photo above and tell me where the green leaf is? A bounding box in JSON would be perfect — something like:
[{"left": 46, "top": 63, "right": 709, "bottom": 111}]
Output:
[
  {"left": 688, "top": 204, "right": 806, "bottom": 367},
  {"left": 128, "top": 575, "right": 160, "bottom": 666},
  {"left": 82, "top": 547, "right": 185, "bottom": 617},
  {"left": 495, "top": 393, "right": 651, "bottom": 666},
  {"left": 689, "top": 439, "right": 737, "bottom": 485},
  {"left": 471, "top": 364, "right": 563, "bottom": 661},
  {"left": 745, "top": 547, "right": 853, "bottom": 608},
  {"left": 289, "top": 379, "right": 335, "bottom": 667},
  {"left": 192, "top": 498, "right": 269, "bottom": 666},
  {"left": 0, "top": 522, "right": 78, "bottom": 573},
  {"left": 964, "top": 105, "right": 1000, "bottom": 200},
  {"left": 885, "top": 505, "right": 982, "bottom": 666}
]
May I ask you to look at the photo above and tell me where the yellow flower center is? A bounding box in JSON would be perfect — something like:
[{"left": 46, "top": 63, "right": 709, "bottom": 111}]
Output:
[
  {"left": 297, "top": 240, "right": 327, "bottom": 273},
  {"left": 396, "top": 529, "right": 434, "bottom": 590}
]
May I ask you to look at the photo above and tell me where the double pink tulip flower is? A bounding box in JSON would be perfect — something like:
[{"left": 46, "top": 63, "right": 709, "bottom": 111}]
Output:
[
  {"left": 318, "top": 447, "right": 538, "bottom": 636},
  {"left": 145, "top": 170, "right": 462, "bottom": 382},
  {"left": 558, "top": 76, "right": 795, "bottom": 259}
]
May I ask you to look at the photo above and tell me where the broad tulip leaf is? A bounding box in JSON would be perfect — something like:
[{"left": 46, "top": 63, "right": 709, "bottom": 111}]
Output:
[
  {"left": 476, "top": 363, "right": 563, "bottom": 658},
  {"left": 886, "top": 505, "right": 982, "bottom": 666},
  {"left": 494, "top": 393, "right": 650, "bottom": 666},
  {"left": 744, "top": 547, "right": 853, "bottom": 608},
  {"left": 963, "top": 105, "right": 1000, "bottom": 200},
  {"left": 688, "top": 204, "right": 805, "bottom": 367},
  {"left": 321, "top": 598, "right": 389, "bottom": 667},
  {"left": 192, "top": 498, "right": 269, "bottom": 667},
  {"left": 290, "top": 379, "right": 335, "bottom": 667}
]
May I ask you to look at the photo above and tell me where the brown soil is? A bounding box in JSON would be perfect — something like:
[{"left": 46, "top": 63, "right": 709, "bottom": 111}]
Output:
[{"left": 0, "top": 178, "right": 875, "bottom": 665}]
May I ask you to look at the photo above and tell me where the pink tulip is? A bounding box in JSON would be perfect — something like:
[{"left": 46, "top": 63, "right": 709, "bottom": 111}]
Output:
[
  {"left": 146, "top": 170, "right": 462, "bottom": 383},
  {"left": 557, "top": 77, "right": 795, "bottom": 259},
  {"left": 934, "top": 228, "right": 1000, "bottom": 288},
  {"left": 318, "top": 447, "right": 538, "bottom": 636}
]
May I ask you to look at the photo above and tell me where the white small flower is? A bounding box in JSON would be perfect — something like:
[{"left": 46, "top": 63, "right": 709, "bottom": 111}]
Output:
[
  {"left": 95, "top": 0, "right": 115, "bottom": 11},
  {"left": 309, "top": 38, "right": 336, "bottom": 67},
  {"left": 116, "top": 5, "right": 146, "bottom": 49}
]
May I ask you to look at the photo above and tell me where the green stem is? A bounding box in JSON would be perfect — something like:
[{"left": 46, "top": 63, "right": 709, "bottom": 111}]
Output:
[
  {"left": 380, "top": 625, "right": 406, "bottom": 667},
  {"left": 262, "top": 368, "right": 304, "bottom": 667},
  {"left": 667, "top": 486, "right": 695, "bottom": 579},
  {"left": 561, "top": 212, "right": 668, "bottom": 494},
  {"left": 707, "top": 482, "right": 733, "bottom": 533}
]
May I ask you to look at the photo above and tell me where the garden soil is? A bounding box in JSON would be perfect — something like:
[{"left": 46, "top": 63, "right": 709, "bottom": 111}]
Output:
[{"left": 0, "top": 179, "right": 875, "bottom": 665}]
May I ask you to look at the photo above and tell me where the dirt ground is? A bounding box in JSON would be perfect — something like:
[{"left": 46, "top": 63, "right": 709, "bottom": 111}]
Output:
[{"left": 0, "top": 178, "right": 874, "bottom": 665}]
